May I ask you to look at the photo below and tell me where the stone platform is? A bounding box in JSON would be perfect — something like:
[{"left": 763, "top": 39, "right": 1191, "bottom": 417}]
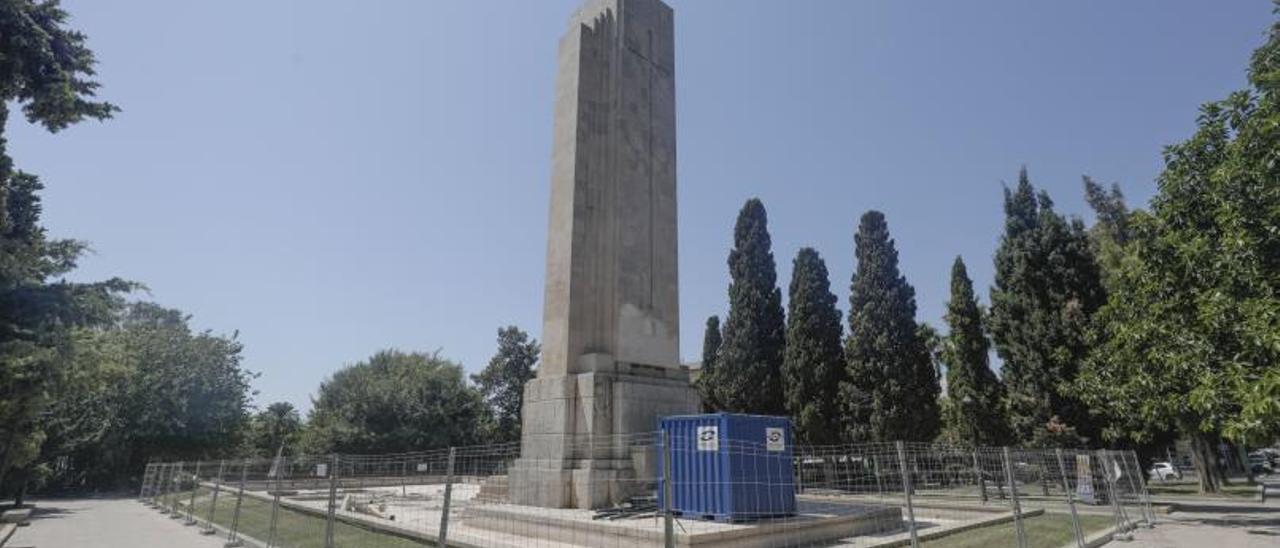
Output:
[
  {"left": 509, "top": 360, "right": 699, "bottom": 509},
  {"left": 465, "top": 498, "right": 904, "bottom": 548}
]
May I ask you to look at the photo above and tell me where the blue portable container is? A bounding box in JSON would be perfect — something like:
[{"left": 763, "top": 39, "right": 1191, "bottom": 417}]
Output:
[{"left": 656, "top": 413, "right": 796, "bottom": 521}]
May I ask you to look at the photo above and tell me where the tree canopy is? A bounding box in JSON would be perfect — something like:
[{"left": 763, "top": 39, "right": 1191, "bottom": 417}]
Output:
[
  {"left": 305, "top": 350, "right": 485, "bottom": 454},
  {"left": 1078, "top": 9, "right": 1280, "bottom": 489},
  {"left": 940, "top": 257, "right": 1008, "bottom": 446},
  {"left": 782, "top": 247, "right": 845, "bottom": 445},
  {"left": 841, "top": 211, "right": 939, "bottom": 442},
  {"left": 696, "top": 315, "right": 722, "bottom": 412},
  {"left": 27, "top": 303, "right": 252, "bottom": 491},
  {"left": 246, "top": 402, "right": 303, "bottom": 457},
  {"left": 0, "top": 0, "right": 117, "bottom": 131},
  {"left": 988, "top": 170, "right": 1104, "bottom": 448},
  {"left": 716, "top": 199, "right": 787, "bottom": 415},
  {"left": 0, "top": 0, "right": 127, "bottom": 502},
  {"left": 472, "top": 326, "right": 539, "bottom": 443}
]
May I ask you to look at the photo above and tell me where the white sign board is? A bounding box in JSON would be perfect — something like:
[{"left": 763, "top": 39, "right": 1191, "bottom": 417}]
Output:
[
  {"left": 315, "top": 463, "right": 328, "bottom": 478},
  {"left": 416, "top": 463, "right": 430, "bottom": 472},
  {"left": 765, "top": 427, "right": 785, "bottom": 452},
  {"left": 1075, "top": 455, "right": 1095, "bottom": 504},
  {"left": 697, "top": 426, "right": 719, "bottom": 451}
]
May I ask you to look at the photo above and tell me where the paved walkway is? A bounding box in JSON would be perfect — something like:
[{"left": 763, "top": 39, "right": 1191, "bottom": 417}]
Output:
[
  {"left": 4, "top": 496, "right": 227, "bottom": 548},
  {"left": 1130, "top": 511, "right": 1280, "bottom": 547}
]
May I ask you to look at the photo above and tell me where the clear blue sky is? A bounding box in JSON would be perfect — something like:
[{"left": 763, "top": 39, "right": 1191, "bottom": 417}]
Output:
[{"left": 9, "top": 1, "right": 1271, "bottom": 413}]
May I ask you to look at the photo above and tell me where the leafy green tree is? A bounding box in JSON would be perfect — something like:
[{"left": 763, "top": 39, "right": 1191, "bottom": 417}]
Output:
[
  {"left": 988, "top": 170, "right": 1104, "bottom": 447},
  {"left": 0, "top": 0, "right": 121, "bottom": 502},
  {"left": 1079, "top": 10, "right": 1280, "bottom": 491},
  {"left": 110, "top": 304, "right": 253, "bottom": 469},
  {"left": 472, "top": 326, "right": 539, "bottom": 443},
  {"left": 305, "top": 350, "right": 484, "bottom": 454},
  {"left": 0, "top": 146, "right": 130, "bottom": 500},
  {"left": 696, "top": 316, "right": 722, "bottom": 412},
  {"left": 782, "top": 248, "right": 845, "bottom": 445},
  {"left": 247, "top": 402, "right": 303, "bottom": 457},
  {"left": 28, "top": 303, "right": 251, "bottom": 491},
  {"left": 0, "top": 0, "right": 117, "bottom": 132},
  {"left": 841, "top": 211, "right": 940, "bottom": 442},
  {"left": 717, "top": 199, "right": 787, "bottom": 414},
  {"left": 941, "top": 257, "right": 1008, "bottom": 446}
]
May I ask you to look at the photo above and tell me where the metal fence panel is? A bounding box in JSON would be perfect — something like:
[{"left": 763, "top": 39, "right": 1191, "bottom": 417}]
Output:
[{"left": 137, "top": 440, "right": 1153, "bottom": 547}]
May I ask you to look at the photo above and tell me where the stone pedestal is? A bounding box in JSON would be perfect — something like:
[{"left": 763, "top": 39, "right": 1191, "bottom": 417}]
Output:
[{"left": 510, "top": 356, "right": 698, "bottom": 509}]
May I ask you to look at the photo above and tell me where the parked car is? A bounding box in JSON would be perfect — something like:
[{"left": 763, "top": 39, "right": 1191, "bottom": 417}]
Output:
[
  {"left": 1247, "top": 452, "right": 1273, "bottom": 475},
  {"left": 1148, "top": 461, "right": 1182, "bottom": 481}
]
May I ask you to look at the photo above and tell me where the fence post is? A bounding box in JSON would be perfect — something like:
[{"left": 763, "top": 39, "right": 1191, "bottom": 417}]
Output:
[
  {"left": 1111, "top": 451, "right": 1136, "bottom": 535},
  {"left": 139, "top": 463, "right": 152, "bottom": 502},
  {"left": 1056, "top": 449, "right": 1086, "bottom": 548},
  {"left": 972, "top": 449, "right": 988, "bottom": 503},
  {"left": 158, "top": 463, "right": 170, "bottom": 513},
  {"left": 439, "top": 447, "right": 457, "bottom": 548},
  {"left": 1099, "top": 451, "right": 1132, "bottom": 541},
  {"left": 267, "top": 456, "right": 284, "bottom": 548},
  {"left": 140, "top": 463, "right": 151, "bottom": 502},
  {"left": 149, "top": 463, "right": 160, "bottom": 503},
  {"left": 169, "top": 462, "right": 181, "bottom": 509},
  {"left": 324, "top": 454, "right": 339, "bottom": 548},
  {"left": 895, "top": 441, "right": 920, "bottom": 548},
  {"left": 150, "top": 462, "right": 161, "bottom": 504},
  {"left": 170, "top": 462, "right": 186, "bottom": 518},
  {"left": 662, "top": 431, "right": 675, "bottom": 548},
  {"left": 155, "top": 463, "right": 169, "bottom": 512},
  {"left": 873, "top": 454, "right": 885, "bottom": 496},
  {"left": 162, "top": 462, "right": 174, "bottom": 507},
  {"left": 226, "top": 460, "right": 248, "bottom": 548},
  {"left": 202, "top": 460, "right": 224, "bottom": 535},
  {"left": 185, "top": 461, "right": 202, "bottom": 525},
  {"left": 1001, "top": 447, "right": 1028, "bottom": 548},
  {"left": 1123, "top": 451, "right": 1155, "bottom": 528}
]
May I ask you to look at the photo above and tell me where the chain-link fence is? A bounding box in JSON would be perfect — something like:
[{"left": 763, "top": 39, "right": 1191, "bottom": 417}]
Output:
[{"left": 139, "top": 437, "right": 1153, "bottom": 547}]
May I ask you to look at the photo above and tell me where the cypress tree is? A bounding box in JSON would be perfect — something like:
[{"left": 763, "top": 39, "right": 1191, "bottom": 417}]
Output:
[
  {"left": 988, "top": 169, "right": 1104, "bottom": 447},
  {"left": 718, "top": 198, "right": 787, "bottom": 415},
  {"left": 1083, "top": 176, "right": 1132, "bottom": 291},
  {"left": 942, "top": 257, "right": 1008, "bottom": 446},
  {"left": 840, "top": 211, "right": 940, "bottom": 442},
  {"left": 697, "top": 315, "right": 722, "bottom": 412},
  {"left": 783, "top": 248, "right": 845, "bottom": 445}
]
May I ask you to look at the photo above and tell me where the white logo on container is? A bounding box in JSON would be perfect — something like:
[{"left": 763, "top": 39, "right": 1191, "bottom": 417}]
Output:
[
  {"left": 697, "top": 426, "right": 719, "bottom": 451},
  {"left": 766, "top": 428, "right": 785, "bottom": 451}
]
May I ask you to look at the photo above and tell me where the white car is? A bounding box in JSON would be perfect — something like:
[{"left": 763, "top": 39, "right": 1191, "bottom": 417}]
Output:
[{"left": 1148, "top": 461, "right": 1182, "bottom": 481}]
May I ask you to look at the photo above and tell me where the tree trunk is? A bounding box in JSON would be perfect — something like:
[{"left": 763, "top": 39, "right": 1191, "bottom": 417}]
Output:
[
  {"left": 1189, "top": 430, "right": 1221, "bottom": 494},
  {"left": 0, "top": 437, "right": 13, "bottom": 506},
  {"left": 1237, "top": 444, "right": 1256, "bottom": 485}
]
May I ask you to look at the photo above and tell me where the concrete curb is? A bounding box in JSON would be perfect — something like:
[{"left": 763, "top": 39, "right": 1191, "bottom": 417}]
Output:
[
  {"left": 1152, "top": 499, "right": 1280, "bottom": 514},
  {"left": 0, "top": 523, "right": 15, "bottom": 547}
]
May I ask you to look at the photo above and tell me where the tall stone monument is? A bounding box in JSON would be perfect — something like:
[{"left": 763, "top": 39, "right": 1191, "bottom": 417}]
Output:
[{"left": 510, "top": 0, "right": 699, "bottom": 509}]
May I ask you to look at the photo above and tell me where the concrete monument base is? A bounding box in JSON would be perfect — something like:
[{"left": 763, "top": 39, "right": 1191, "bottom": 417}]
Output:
[{"left": 509, "top": 355, "right": 698, "bottom": 509}]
